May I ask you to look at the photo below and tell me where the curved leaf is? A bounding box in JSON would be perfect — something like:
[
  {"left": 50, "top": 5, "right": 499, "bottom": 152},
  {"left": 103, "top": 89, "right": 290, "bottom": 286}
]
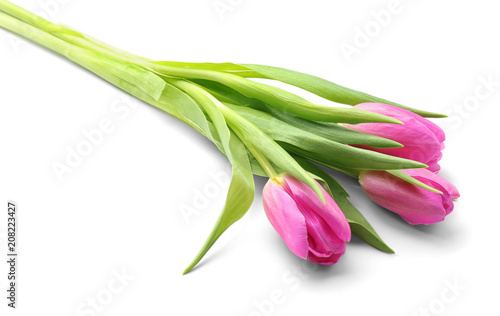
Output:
[
  {"left": 166, "top": 79, "right": 255, "bottom": 274},
  {"left": 220, "top": 75, "right": 403, "bottom": 124},
  {"left": 183, "top": 133, "right": 254, "bottom": 274},
  {"left": 238, "top": 64, "right": 446, "bottom": 118}
]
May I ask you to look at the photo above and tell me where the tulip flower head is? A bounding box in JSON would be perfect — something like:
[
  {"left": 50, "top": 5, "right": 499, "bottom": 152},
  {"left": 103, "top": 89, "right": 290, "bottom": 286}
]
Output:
[
  {"left": 263, "top": 173, "right": 351, "bottom": 265},
  {"left": 343, "top": 103, "right": 446, "bottom": 172},
  {"left": 359, "top": 169, "right": 460, "bottom": 225}
]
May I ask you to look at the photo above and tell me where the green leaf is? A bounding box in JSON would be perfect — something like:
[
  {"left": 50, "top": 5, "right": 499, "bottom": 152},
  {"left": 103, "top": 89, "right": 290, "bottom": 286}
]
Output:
[
  {"left": 268, "top": 108, "right": 402, "bottom": 148},
  {"left": 295, "top": 157, "right": 394, "bottom": 254},
  {"left": 226, "top": 104, "right": 427, "bottom": 171},
  {"left": 386, "top": 170, "right": 442, "bottom": 194},
  {"left": 155, "top": 82, "right": 215, "bottom": 141},
  {"left": 238, "top": 64, "right": 446, "bottom": 118},
  {"left": 191, "top": 79, "right": 262, "bottom": 107},
  {"left": 220, "top": 75, "right": 403, "bottom": 124},
  {"left": 183, "top": 133, "right": 255, "bottom": 274},
  {"left": 168, "top": 79, "right": 255, "bottom": 274}
]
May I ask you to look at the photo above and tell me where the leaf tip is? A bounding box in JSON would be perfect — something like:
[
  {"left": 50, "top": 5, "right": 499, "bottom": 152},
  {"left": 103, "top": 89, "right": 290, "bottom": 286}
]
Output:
[
  {"left": 429, "top": 113, "right": 448, "bottom": 118},
  {"left": 314, "top": 183, "right": 326, "bottom": 204},
  {"left": 390, "top": 117, "right": 404, "bottom": 125},
  {"left": 385, "top": 247, "right": 396, "bottom": 254}
]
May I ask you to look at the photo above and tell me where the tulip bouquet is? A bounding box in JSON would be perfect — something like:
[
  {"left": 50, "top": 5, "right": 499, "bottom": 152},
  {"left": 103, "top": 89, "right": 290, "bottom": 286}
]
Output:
[{"left": 0, "top": 0, "right": 459, "bottom": 273}]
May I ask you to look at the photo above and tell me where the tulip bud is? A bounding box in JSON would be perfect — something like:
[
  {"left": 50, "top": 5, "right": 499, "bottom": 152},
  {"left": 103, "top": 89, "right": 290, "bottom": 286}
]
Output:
[
  {"left": 343, "top": 103, "right": 445, "bottom": 172},
  {"left": 263, "top": 173, "right": 351, "bottom": 265},
  {"left": 359, "top": 169, "right": 460, "bottom": 225}
]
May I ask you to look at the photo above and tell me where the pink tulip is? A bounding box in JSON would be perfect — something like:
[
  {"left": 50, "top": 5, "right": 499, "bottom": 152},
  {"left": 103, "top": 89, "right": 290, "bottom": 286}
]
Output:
[
  {"left": 343, "top": 103, "right": 445, "bottom": 172},
  {"left": 263, "top": 173, "right": 351, "bottom": 265},
  {"left": 359, "top": 169, "right": 460, "bottom": 225}
]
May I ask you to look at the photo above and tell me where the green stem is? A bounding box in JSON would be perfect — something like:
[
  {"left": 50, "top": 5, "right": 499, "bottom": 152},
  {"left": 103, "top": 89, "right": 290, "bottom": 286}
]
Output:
[
  {"left": 0, "top": 10, "right": 72, "bottom": 57},
  {"left": 0, "top": 0, "right": 150, "bottom": 66},
  {"left": 0, "top": 0, "right": 51, "bottom": 30},
  {"left": 0, "top": 0, "right": 239, "bottom": 82},
  {"left": 0, "top": 6, "right": 206, "bottom": 137}
]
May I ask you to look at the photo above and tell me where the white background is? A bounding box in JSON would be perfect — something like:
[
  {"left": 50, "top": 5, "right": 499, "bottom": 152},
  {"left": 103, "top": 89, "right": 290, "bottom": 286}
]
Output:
[{"left": 1, "top": 0, "right": 499, "bottom": 315}]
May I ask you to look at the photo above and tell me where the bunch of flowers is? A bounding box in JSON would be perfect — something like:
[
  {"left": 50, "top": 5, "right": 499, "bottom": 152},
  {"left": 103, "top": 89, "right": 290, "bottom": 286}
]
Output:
[{"left": 0, "top": 0, "right": 459, "bottom": 273}]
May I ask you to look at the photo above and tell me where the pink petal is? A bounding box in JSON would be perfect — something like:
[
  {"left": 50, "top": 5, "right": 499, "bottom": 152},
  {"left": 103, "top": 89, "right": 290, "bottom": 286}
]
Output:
[
  {"left": 302, "top": 207, "right": 347, "bottom": 254},
  {"left": 349, "top": 103, "right": 446, "bottom": 171},
  {"left": 404, "top": 168, "right": 460, "bottom": 199},
  {"left": 427, "top": 152, "right": 443, "bottom": 173},
  {"left": 353, "top": 103, "right": 445, "bottom": 143},
  {"left": 263, "top": 180, "right": 309, "bottom": 259},
  {"left": 347, "top": 116, "right": 442, "bottom": 167},
  {"left": 283, "top": 174, "right": 351, "bottom": 242},
  {"left": 360, "top": 171, "right": 447, "bottom": 225},
  {"left": 308, "top": 248, "right": 345, "bottom": 265}
]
